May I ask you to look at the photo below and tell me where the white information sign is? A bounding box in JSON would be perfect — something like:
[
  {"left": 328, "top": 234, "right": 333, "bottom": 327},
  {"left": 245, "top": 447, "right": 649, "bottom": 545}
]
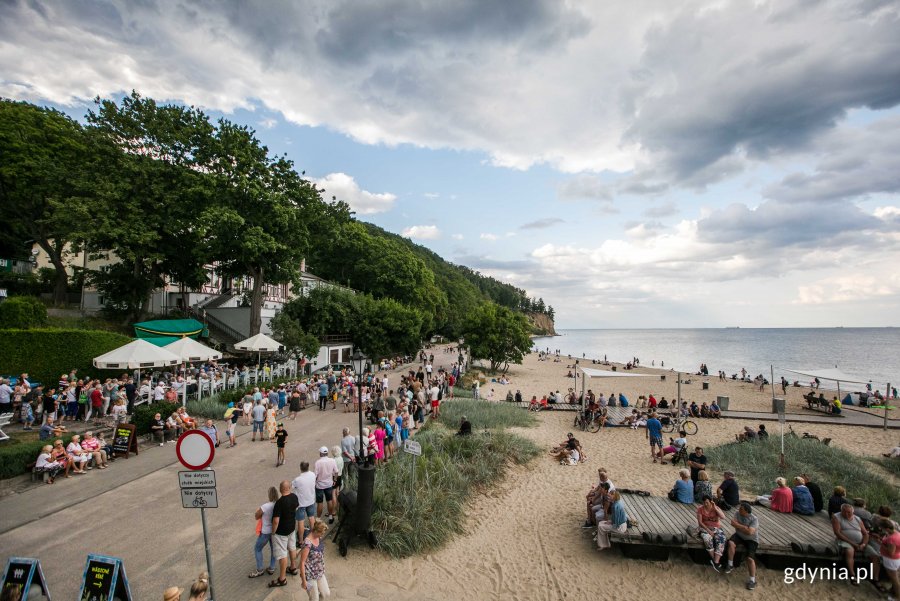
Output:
[
  {"left": 403, "top": 440, "right": 422, "bottom": 456},
  {"left": 178, "top": 470, "right": 216, "bottom": 489},
  {"left": 181, "top": 487, "right": 218, "bottom": 509}
]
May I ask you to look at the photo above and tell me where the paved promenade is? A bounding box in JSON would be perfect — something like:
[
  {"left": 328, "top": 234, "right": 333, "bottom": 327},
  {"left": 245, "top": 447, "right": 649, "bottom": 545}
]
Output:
[{"left": 0, "top": 357, "right": 437, "bottom": 601}]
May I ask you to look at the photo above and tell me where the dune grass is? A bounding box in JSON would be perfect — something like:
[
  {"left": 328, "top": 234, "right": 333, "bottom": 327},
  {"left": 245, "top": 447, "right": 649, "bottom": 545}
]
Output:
[
  {"left": 439, "top": 397, "right": 536, "bottom": 430},
  {"left": 371, "top": 417, "right": 540, "bottom": 558},
  {"left": 870, "top": 456, "right": 900, "bottom": 478},
  {"left": 705, "top": 436, "right": 900, "bottom": 512}
]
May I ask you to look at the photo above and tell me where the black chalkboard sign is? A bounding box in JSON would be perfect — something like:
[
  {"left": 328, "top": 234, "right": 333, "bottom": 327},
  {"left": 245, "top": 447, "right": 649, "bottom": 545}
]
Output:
[
  {"left": 111, "top": 424, "right": 138, "bottom": 458},
  {"left": 79, "top": 554, "right": 131, "bottom": 601},
  {"left": 2, "top": 557, "right": 50, "bottom": 599}
]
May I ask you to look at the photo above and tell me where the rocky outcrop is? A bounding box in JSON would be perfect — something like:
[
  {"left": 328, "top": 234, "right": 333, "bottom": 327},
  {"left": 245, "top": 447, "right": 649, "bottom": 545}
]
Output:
[{"left": 526, "top": 312, "right": 557, "bottom": 336}]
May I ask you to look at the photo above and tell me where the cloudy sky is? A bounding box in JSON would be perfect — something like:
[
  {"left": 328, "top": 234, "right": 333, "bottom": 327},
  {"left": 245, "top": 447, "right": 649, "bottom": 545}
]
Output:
[{"left": 2, "top": 0, "right": 900, "bottom": 328}]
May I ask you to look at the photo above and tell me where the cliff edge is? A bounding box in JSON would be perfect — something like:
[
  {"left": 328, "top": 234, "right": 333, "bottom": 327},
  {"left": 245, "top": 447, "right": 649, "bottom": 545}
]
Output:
[{"left": 527, "top": 312, "right": 557, "bottom": 336}]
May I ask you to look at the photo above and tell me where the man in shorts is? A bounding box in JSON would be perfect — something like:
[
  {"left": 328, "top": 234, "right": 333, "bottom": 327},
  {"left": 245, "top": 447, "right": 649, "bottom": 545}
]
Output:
[
  {"left": 724, "top": 502, "right": 759, "bottom": 590},
  {"left": 645, "top": 412, "right": 663, "bottom": 463},
  {"left": 292, "top": 461, "right": 317, "bottom": 536},
  {"left": 429, "top": 381, "right": 440, "bottom": 419},
  {"left": 314, "top": 447, "right": 339, "bottom": 524},
  {"left": 269, "top": 480, "right": 300, "bottom": 587},
  {"left": 251, "top": 399, "right": 266, "bottom": 441}
]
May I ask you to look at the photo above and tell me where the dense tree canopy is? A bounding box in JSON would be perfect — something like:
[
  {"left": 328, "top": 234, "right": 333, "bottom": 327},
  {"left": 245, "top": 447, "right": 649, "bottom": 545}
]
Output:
[
  {"left": 0, "top": 93, "right": 554, "bottom": 341},
  {"left": 462, "top": 303, "right": 533, "bottom": 373}
]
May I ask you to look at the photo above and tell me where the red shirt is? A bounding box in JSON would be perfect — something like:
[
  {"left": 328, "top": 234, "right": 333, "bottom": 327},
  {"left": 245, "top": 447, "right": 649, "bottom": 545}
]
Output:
[
  {"left": 769, "top": 486, "right": 793, "bottom": 513},
  {"left": 90, "top": 388, "right": 103, "bottom": 408},
  {"left": 881, "top": 532, "right": 900, "bottom": 560}
]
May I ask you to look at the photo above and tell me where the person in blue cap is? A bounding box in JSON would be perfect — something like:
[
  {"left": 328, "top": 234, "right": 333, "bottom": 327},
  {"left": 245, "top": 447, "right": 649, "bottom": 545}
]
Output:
[{"left": 224, "top": 401, "right": 242, "bottom": 448}]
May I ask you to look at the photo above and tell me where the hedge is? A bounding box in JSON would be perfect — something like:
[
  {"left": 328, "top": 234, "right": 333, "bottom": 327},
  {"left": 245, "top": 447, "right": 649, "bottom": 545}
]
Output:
[
  {"left": 0, "top": 296, "right": 48, "bottom": 329},
  {"left": 0, "top": 328, "right": 132, "bottom": 385},
  {"left": 0, "top": 434, "right": 76, "bottom": 480}
]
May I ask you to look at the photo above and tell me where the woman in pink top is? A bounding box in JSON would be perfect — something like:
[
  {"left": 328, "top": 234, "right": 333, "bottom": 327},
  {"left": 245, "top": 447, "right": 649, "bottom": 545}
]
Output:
[
  {"left": 374, "top": 421, "right": 386, "bottom": 464},
  {"left": 756, "top": 477, "right": 793, "bottom": 513}
]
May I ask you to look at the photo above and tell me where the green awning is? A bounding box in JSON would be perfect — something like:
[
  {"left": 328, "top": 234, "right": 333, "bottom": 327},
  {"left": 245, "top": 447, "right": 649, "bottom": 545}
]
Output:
[
  {"left": 140, "top": 335, "right": 183, "bottom": 347},
  {"left": 134, "top": 319, "right": 205, "bottom": 340}
]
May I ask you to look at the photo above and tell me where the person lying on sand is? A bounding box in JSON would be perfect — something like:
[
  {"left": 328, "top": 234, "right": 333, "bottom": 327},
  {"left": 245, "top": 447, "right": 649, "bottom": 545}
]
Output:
[
  {"left": 736, "top": 426, "right": 758, "bottom": 442},
  {"left": 883, "top": 446, "right": 900, "bottom": 458}
]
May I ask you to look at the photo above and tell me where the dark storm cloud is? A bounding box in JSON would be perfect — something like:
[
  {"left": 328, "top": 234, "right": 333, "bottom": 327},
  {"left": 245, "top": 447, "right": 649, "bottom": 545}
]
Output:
[
  {"left": 624, "top": 0, "right": 900, "bottom": 182},
  {"left": 314, "top": 0, "right": 590, "bottom": 64},
  {"left": 696, "top": 200, "right": 884, "bottom": 249},
  {"left": 764, "top": 115, "right": 900, "bottom": 203},
  {"left": 520, "top": 218, "right": 564, "bottom": 230}
]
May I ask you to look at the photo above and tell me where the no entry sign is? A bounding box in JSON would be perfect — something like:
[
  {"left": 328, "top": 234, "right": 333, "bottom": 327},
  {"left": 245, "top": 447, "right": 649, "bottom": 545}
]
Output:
[{"left": 175, "top": 430, "right": 215, "bottom": 470}]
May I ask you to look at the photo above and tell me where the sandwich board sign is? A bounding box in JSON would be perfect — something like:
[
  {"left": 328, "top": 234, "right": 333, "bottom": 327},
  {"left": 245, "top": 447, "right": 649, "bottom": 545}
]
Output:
[
  {"left": 112, "top": 423, "right": 139, "bottom": 458},
  {"left": 2, "top": 557, "right": 50, "bottom": 599},
  {"left": 78, "top": 554, "right": 132, "bottom": 601}
]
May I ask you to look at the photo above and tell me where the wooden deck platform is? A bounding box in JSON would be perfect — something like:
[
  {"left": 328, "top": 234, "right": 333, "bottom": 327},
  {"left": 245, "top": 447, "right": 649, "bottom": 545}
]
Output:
[{"left": 609, "top": 492, "right": 838, "bottom": 564}]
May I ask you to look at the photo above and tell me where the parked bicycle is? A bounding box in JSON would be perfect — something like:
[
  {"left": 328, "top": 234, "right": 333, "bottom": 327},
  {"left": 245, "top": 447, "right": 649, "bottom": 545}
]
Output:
[
  {"left": 573, "top": 409, "right": 605, "bottom": 433},
  {"left": 661, "top": 412, "right": 698, "bottom": 435}
]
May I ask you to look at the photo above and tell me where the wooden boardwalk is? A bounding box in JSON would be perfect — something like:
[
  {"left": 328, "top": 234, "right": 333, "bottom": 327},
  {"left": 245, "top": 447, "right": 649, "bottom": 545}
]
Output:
[{"left": 609, "top": 492, "right": 838, "bottom": 562}]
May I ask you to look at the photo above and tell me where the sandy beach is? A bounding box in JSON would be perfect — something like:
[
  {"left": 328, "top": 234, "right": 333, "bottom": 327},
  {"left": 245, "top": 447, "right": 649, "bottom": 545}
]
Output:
[{"left": 262, "top": 348, "right": 898, "bottom": 601}]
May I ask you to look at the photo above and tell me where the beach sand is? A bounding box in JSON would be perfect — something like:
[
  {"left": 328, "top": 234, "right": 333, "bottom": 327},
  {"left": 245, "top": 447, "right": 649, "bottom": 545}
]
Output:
[{"left": 266, "top": 349, "right": 898, "bottom": 601}]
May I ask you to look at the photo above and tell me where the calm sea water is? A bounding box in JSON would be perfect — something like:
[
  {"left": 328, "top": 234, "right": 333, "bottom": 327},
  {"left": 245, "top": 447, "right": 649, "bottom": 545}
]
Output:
[{"left": 532, "top": 329, "right": 899, "bottom": 390}]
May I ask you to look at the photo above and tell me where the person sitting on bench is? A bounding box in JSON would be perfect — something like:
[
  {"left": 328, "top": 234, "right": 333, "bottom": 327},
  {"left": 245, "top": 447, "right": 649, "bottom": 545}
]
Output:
[
  {"left": 35, "top": 445, "right": 64, "bottom": 484},
  {"left": 829, "top": 396, "right": 842, "bottom": 415},
  {"left": 755, "top": 477, "right": 793, "bottom": 512}
]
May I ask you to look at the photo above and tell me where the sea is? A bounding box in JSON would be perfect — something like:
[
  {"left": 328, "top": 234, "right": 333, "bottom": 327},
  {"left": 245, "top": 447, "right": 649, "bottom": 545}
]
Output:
[{"left": 532, "top": 328, "right": 899, "bottom": 390}]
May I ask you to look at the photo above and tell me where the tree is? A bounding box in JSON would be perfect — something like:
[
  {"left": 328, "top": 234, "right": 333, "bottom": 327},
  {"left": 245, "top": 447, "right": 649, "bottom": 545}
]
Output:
[
  {"left": 0, "top": 100, "right": 96, "bottom": 305},
  {"left": 270, "top": 311, "right": 320, "bottom": 360},
  {"left": 462, "top": 303, "right": 532, "bottom": 373},
  {"left": 203, "top": 119, "right": 318, "bottom": 335},
  {"left": 82, "top": 92, "right": 216, "bottom": 322}
]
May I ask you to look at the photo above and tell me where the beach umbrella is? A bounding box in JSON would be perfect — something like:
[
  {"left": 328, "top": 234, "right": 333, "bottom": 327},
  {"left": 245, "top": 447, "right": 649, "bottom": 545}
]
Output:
[
  {"left": 93, "top": 339, "right": 181, "bottom": 396},
  {"left": 164, "top": 338, "right": 223, "bottom": 406},
  {"left": 234, "top": 332, "right": 284, "bottom": 367}
]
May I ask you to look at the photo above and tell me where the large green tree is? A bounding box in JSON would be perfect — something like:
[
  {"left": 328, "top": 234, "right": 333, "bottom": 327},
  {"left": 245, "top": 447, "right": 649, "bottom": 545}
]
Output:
[
  {"left": 462, "top": 303, "right": 532, "bottom": 373},
  {"left": 202, "top": 119, "right": 322, "bottom": 335},
  {"left": 82, "top": 92, "right": 216, "bottom": 321},
  {"left": 0, "top": 100, "right": 96, "bottom": 305}
]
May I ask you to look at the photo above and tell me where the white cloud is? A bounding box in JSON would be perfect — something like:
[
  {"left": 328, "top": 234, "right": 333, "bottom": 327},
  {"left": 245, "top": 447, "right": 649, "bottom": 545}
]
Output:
[
  {"left": 423, "top": 192, "right": 439, "bottom": 199},
  {"left": 259, "top": 117, "right": 278, "bottom": 129},
  {"left": 310, "top": 172, "right": 396, "bottom": 215},
  {"left": 402, "top": 225, "right": 441, "bottom": 240},
  {"left": 451, "top": 233, "right": 464, "bottom": 240},
  {"left": 480, "top": 233, "right": 499, "bottom": 241}
]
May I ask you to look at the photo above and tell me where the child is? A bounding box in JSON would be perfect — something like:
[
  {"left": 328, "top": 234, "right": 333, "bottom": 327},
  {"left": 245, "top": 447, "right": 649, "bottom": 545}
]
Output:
[
  {"left": 21, "top": 400, "right": 35, "bottom": 430},
  {"left": 111, "top": 398, "right": 128, "bottom": 424},
  {"left": 274, "top": 423, "right": 287, "bottom": 467}
]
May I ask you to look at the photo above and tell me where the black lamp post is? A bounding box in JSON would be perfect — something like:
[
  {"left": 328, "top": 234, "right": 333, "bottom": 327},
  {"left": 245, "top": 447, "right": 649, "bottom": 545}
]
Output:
[{"left": 349, "top": 348, "right": 375, "bottom": 541}]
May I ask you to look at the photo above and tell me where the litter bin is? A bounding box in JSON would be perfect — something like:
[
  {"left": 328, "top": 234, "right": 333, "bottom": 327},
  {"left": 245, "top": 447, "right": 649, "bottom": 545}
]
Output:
[
  {"left": 702, "top": 382, "right": 709, "bottom": 390},
  {"left": 611, "top": 366, "right": 617, "bottom": 372},
  {"left": 660, "top": 375, "right": 666, "bottom": 381},
  {"left": 772, "top": 397, "right": 785, "bottom": 415},
  {"left": 716, "top": 396, "right": 730, "bottom": 411}
]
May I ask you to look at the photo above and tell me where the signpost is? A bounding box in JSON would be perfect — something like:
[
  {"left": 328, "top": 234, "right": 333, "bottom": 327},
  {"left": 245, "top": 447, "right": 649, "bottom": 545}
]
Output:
[
  {"left": 78, "top": 554, "right": 131, "bottom": 601},
  {"left": 111, "top": 423, "right": 138, "bottom": 458},
  {"left": 176, "top": 430, "right": 216, "bottom": 600},
  {"left": 403, "top": 440, "right": 421, "bottom": 508},
  {"left": 3, "top": 557, "right": 50, "bottom": 600}
]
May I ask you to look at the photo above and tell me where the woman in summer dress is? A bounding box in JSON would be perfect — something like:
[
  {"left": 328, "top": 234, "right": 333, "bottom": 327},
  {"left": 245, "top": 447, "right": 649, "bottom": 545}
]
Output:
[{"left": 265, "top": 402, "right": 277, "bottom": 440}]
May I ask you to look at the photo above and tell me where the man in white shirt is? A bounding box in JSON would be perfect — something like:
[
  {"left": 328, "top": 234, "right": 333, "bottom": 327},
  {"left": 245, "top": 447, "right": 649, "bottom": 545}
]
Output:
[
  {"left": 429, "top": 382, "right": 441, "bottom": 419},
  {"left": 0, "top": 379, "right": 12, "bottom": 414},
  {"left": 153, "top": 382, "right": 165, "bottom": 402},
  {"left": 314, "top": 446, "right": 339, "bottom": 523},
  {"left": 291, "top": 461, "right": 318, "bottom": 535}
]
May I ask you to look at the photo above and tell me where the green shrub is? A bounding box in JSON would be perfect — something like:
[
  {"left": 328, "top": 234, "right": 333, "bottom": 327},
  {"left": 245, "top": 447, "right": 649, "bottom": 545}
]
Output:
[
  {"left": 0, "top": 271, "right": 45, "bottom": 297},
  {"left": 0, "top": 296, "right": 47, "bottom": 329},
  {"left": 132, "top": 402, "right": 181, "bottom": 435},
  {"left": 371, "top": 422, "right": 539, "bottom": 557},
  {"left": 0, "top": 328, "right": 132, "bottom": 385},
  {"left": 0, "top": 434, "right": 76, "bottom": 480},
  {"left": 187, "top": 398, "right": 230, "bottom": 420},
  {"left": 705, "top": 436, "right": 900, "bottom": 513}
]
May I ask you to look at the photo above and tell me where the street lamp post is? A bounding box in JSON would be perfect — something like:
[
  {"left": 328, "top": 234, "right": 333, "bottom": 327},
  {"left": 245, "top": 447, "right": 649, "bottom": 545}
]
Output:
[{"left": 350, "top": 348, "right": 375, "bottom": 544}]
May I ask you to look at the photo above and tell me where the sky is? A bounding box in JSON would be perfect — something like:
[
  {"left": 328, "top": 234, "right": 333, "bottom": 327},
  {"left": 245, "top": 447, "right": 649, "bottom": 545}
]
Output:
[{"left": 2, "top": 0, "right": 900, "bottom": 329}]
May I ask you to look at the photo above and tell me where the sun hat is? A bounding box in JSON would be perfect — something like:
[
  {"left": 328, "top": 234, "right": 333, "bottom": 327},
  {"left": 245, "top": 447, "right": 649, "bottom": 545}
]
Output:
[
  {"left": 227, "top": 402, "right": 234, "bottom": 408},
  {"left": 163, "top": 586, "right": 183, "bottom": 601},
  {"left": 319, "top": 446, "right": 329, "bottom": 454}
]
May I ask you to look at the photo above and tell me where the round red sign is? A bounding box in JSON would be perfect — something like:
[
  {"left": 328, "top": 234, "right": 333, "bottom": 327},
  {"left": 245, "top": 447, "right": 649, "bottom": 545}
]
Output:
[{"left": 175, "top": 430, "right": 215, "bottom": 470}]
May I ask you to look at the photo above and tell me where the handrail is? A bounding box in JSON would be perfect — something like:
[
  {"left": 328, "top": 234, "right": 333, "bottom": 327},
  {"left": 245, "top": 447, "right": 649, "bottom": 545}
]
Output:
[{"left": 186, "top": 305, "right": 244, "bottom": 344}]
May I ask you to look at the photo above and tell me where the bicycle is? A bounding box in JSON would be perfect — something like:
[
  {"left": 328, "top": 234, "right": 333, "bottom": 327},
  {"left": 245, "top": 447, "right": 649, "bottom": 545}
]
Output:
[
  {"left": 661, "top": 413, "right": 698, "bottom": 436},
  {"left": 573, "top": 410, "right": 604, "bottom": 433}
]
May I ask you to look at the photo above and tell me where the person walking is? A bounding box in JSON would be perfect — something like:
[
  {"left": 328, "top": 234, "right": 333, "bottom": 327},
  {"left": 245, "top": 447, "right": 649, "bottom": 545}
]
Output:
[
  {"left": 314, "top": 447, "right": 339, "bottom": 524},
  {"left": 299, "top": 521, "right": 331, "bottom": 600},
  {"left": 274, "top": 423, "right": 288, "bottom": 467},
  {"left": 223, "top": 402, "right": 241, "bottom": 448},
  {"left": 251, "top": 400, "right": 266, "bottom": 441},
  {"left": 249, "top": 486, "right": 279, "bottom": 578}
]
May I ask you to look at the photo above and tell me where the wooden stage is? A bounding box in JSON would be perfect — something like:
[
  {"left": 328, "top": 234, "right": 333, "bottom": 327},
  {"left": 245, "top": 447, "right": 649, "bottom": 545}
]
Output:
[{"left": 608, "top": 492, "right": 839, "bottom": 566}]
